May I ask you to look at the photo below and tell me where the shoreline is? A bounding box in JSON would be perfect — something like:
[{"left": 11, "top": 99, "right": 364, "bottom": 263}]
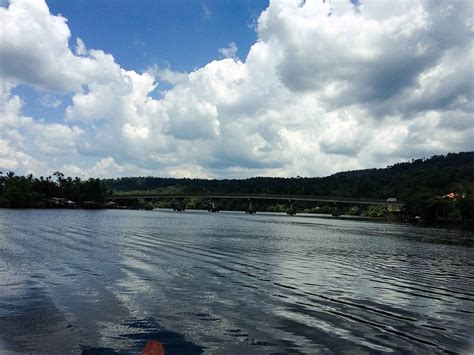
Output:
[{"left": 3, "top": 207, "right": 471, "bottom": 229}]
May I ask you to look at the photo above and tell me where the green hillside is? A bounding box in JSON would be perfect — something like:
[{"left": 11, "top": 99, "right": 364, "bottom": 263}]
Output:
[
  {"left": 103, "top": 152, "right": 474, "bottom": 225},
  {"left": 1, "top": 152, "right": 473, "bottom": 225},
  {"left": 104, "top": 152, "right": 474, "bottom": 202}
]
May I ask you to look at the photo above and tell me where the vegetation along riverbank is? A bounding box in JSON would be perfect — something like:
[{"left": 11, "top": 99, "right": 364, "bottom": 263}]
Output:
[{"left": 1, "top": 152, "right": 473, "bottom": 228}]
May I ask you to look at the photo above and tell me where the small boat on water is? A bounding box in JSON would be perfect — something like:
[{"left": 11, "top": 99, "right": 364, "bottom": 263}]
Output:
[{"left": 143, "top": 340, "right": 165, "bottom": 355}]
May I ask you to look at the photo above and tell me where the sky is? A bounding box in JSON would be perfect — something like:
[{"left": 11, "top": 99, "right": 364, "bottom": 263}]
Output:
[{"left": 0, "top": 0, "right": 473, "bottom": 178}]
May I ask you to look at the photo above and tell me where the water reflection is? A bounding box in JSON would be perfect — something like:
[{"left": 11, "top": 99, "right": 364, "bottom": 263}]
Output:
[{"left": 0, "top": 209, "right": 472, "bottom": 354}]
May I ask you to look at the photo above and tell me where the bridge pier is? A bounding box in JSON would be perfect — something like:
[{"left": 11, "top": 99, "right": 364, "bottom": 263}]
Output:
[
  {"left": 172, "top": 198, "right": 186, "bottom": 212},
  {"left": 246, "top": 199, "right": 255, "bottom": 214},
  {"left": 287, "top": 200, "right": 296, "bottom": 215},
  {"left": 208, "top": 200, "right": 219, "bottom": 213},
  {"left": 108, "top": 194, "right": 404, "bottom": 215},
  {"left": 332, "top": 203, "right": 341, "bottom": 217}
]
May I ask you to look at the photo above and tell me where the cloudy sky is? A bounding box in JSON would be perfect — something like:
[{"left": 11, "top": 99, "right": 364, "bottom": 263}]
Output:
[{"left": 0, "top": 0, "right": 473, "bottom": 178}]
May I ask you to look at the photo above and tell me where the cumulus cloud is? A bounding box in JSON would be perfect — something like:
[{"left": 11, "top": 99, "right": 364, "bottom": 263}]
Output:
[
  {"left": 75, "top": 37, "right": 87, "bottom": 56},
  {"left": 0, "top": 0, "right": 472, "bottom": 178},
  {"left": 0, "top": 0, "right": 84, "bottom": 92},
  {"left": 218, "top": 42, "right": 239, "bottom": 60},
  {"left": 0, "top": 83, "right": 83, "bottom": 173},
  {"left": 147, "top": 66, "right": 188, "bottom": 85}
]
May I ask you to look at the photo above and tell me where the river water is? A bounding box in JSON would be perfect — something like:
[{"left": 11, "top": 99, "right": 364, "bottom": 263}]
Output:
[{"left": 0, "top": 209, "right": 473, "bottom": 354}]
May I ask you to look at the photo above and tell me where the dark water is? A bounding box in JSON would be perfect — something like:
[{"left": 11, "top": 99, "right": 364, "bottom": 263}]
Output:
[{"left": 0, "top": 209, "right": 473, "bottom": 354}]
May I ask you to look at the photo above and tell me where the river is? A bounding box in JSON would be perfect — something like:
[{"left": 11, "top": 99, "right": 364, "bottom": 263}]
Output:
[{"left": 0, "top": 209, "right": 473, "bottom": 354}]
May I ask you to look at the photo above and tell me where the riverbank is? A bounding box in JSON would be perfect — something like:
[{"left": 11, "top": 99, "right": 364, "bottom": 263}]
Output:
[{"left": 0, "top": 206, "right": 472, "bottom": 229}]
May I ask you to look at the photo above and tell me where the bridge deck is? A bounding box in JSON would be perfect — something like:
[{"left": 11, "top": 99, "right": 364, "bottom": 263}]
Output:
[{"left": 109, "top": 193, "right": 403, "bottom": 207}]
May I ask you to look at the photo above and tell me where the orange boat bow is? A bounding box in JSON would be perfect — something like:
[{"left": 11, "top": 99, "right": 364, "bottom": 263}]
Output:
[{"left": 142, "top": 340, "right": 165, "bottom": 355}]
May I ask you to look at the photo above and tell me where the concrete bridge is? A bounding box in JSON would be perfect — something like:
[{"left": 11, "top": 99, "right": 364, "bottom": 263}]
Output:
[{"left": 108, "top": 193, "right": 404, "bottom": 214}]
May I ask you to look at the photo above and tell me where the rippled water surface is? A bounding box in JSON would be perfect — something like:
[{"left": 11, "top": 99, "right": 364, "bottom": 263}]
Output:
[{"left": 0, "top": 209, "right": 473, "bottom": 354}]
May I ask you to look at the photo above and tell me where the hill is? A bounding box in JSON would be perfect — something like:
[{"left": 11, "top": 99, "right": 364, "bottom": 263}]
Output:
[
  {"left": 1, "top": 152, "right": 472, "bottom": 225},
  {"left": 103, "top": 152, "right": 474, "bottom": 202},
  {"left": 103, "top": 152, "right": 474, "bottom": 224}
]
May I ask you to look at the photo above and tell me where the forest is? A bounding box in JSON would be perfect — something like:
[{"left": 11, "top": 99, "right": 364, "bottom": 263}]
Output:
[
  {"left": 104, "top": 152, "right": 474, "bottom": 199},
  {"left": 1, "top": 152, "right": 473, "bottom": 226},
  {"left": 103, "top": 152, "right": 474, "bottom": 225},
  {"left": 0, "top": 171, "right": 108, "bottom": 208}
]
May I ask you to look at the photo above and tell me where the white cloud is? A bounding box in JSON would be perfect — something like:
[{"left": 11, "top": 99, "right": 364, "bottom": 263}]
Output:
[
  {"left": 0, "top": 0, "right": 472, "bottom": 178},
  {"left": 147, "top": 66, "right": 188, "bottom": 85},
  {"left": 218, "top": 42, "right": 239, "bottom": 60},
  {"left": 121, "top": 124, "right": 150, "bottom": 140},
  {"left": 39, "top": 94, "right": 61, "bottom": 108},
  {"left": 0, "top": 0, "right": 84, "bottom": 92},
  {"left": 0, "top": 82, "right": 82, "bottom": 174},
  {"left": 75, "top": 37, "right": 87, "bottom": 56},
  {"left": 202, "top": 2, "right": 211, "bottom": 18}
]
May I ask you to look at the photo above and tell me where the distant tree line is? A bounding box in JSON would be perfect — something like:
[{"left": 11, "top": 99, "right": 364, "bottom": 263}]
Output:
[
  {"left": 104, "top": 152, "right": 474, "bottom": 199},
  {"left": 1, "top": 152, "right": 473, "bottom": 226},
  {"left": 0, "top": 171, "right": 109, "bottom": 208},
  {"left": 103, "top": 152, "right": 474, "bottom": 226}
]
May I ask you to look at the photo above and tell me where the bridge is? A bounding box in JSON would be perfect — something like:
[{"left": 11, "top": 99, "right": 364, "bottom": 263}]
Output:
[
  {"left": 109, "top": 193, "right": 401, "bottom": 205},
  {"left": 108, "top": 193, "right": 404, "bottom": 214}
]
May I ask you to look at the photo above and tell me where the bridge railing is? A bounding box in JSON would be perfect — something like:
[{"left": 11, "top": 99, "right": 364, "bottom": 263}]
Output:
[{"left": 109, "top": 192, "right": 403, "bottom": 205}]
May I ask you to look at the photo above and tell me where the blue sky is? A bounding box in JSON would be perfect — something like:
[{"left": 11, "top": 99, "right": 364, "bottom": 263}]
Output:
[
  {"left": 48, "top": 0, "right": 267, "bottom": 72},
  {"left": 16, "top": 0, "right": 269, "bottom": 123},
  {"left": 0, "top": 0, "right": 473, "bottom": 178}
]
